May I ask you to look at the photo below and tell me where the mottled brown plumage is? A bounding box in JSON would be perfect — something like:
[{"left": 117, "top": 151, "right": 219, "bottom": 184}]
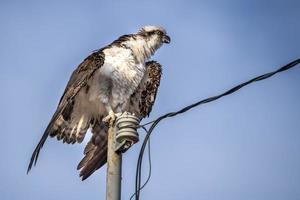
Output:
[
  {"left": 27, "top": 51, "right": 105, "bottom": 173},
  {"left": 77, "top": 61, "right": 162, "bottom": 180},
  {"left": 130, "top": 61, "right": 162, "bottom": 117}
]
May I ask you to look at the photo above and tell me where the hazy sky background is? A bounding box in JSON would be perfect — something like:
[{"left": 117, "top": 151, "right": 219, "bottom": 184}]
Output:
[{"left": 1, "top": 0, "right": 300, "bottom": 200}]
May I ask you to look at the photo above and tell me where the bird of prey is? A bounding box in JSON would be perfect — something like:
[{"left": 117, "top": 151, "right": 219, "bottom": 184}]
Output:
[{"left": 27, "top": 25, "right": 170, "bottom": 180}]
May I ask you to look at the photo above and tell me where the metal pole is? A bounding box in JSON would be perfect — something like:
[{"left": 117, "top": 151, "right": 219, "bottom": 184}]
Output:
[
  {"left": 106, "top": 124, "right": 122, "bottom": 200},
  {"left": 105, "top": 112, "right": 140, "bottom": 200}
]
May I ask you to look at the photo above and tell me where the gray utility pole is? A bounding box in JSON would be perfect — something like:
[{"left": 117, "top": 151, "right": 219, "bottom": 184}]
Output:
[
  {"left": 106, "top": 112, "right": 140, "bottom": 200},
  {"left": 106, "top": 124, "right": 122, "bottom": 200}
]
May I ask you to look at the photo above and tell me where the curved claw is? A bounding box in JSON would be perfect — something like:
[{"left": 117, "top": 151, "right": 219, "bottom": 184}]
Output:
[{"left": 102, "top": 111, "right": 122, "bottom": 127}]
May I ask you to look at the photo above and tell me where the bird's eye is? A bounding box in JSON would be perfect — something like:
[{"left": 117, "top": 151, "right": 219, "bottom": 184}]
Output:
[{"left": 155, "top": 30, "right": 162, "bottom": 35}]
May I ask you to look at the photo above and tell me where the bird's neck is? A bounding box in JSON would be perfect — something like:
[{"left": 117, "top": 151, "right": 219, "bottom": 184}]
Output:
[{"left": 124, "top": 36, "right": 161, "bottom": 63}]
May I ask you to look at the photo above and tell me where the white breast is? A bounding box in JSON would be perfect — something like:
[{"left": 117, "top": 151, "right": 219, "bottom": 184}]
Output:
[{"left": 97, "top": 46, "right": 146, "bottom": 112}]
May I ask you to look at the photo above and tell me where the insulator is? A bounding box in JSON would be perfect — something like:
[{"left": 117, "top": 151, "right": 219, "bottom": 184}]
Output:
[{"left": 115, "top": 112, "right": 140, "bottom": 152}]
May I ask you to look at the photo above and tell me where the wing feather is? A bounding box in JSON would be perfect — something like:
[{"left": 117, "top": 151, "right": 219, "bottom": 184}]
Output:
[
  {"left": 129, "top": 60, "right": 162, "bottom": 117},
  {"left": 27, "top": 51, "right": 105, "bottom": 173}
]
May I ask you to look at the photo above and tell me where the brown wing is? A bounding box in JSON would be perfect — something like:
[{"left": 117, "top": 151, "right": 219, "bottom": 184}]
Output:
[
  {"left": 27, "top": 50, "right": 105, "bottom": 173},
  {"left": 76, "top": 61, "right": 162, "bottom": 180},
  {"left": 129, "top": 60, "right": 162, "bottom": 118}
]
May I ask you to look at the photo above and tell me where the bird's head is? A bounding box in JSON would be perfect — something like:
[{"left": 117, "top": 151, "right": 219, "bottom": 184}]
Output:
[
  {"left": 114, "top": 25, "right": 170, "bottom": 63},
  {"left": 138, "top": 25, "right": 171, "bottom": 45},
  {"left": 124, "top": 25, "right": 170, "bottom": 63}
]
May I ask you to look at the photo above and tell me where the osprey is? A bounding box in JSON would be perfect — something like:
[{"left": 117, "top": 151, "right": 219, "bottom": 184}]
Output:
[{"left": 27, "top": 26, "right": 170, "bottom": 180}]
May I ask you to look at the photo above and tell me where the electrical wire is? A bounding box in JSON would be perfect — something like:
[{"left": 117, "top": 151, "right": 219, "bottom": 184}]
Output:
[
  {"left": 129, "top": 130, "right": 152, "bottom": 200},
  {"left": 132, "top": 58, "right": 300, "bottom": 200}
]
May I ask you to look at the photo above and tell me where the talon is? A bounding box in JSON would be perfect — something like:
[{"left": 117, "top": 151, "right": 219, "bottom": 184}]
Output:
[
  {"left": 102, "top": 111, "right": 116, "bottom": 127},
  {"left": 102, "top": 112, "right": 124, "bottom": 127},
  {"left": 115, "top": 113, "right": 122, "bottom": 118}
]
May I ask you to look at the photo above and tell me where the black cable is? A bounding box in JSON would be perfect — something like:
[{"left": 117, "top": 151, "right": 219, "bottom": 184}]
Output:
[
  {"left": 133, "top": 58, "right": 300, "bottom": 200},
  {"left": 130, "top": 127, "right": 152, "bottom": 200}
]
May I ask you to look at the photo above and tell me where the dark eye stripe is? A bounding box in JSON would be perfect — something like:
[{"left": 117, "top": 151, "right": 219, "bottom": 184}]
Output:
[{"left": 149, "top": 30, "right": 163, "bottom": 35}]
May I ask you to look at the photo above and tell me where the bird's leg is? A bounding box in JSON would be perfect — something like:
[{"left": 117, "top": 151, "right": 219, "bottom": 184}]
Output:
[
  {"left": 102, "top": 105, "right": 116, "bottom": 127},
  {"left": 102, "top": 105, "right": 123, "bottom": 127}
]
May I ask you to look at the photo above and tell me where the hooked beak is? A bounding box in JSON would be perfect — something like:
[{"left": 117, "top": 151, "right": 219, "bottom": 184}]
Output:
[{"left": 162, "top": 35, "right": 171, "bottom": 44}]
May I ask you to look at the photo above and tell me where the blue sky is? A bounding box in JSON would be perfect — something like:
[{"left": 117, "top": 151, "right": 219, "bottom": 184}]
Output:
[{"left": 1, "top": 0, "right": 300, "bottom": 199}]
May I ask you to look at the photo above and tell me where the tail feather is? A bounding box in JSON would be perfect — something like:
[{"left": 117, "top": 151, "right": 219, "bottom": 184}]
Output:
[
  {"left": 77, "top": 121, "right": 108, "bottom": 180},
  {"left": 80, "top": 143, "right": 108, "bottom": 180}
]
